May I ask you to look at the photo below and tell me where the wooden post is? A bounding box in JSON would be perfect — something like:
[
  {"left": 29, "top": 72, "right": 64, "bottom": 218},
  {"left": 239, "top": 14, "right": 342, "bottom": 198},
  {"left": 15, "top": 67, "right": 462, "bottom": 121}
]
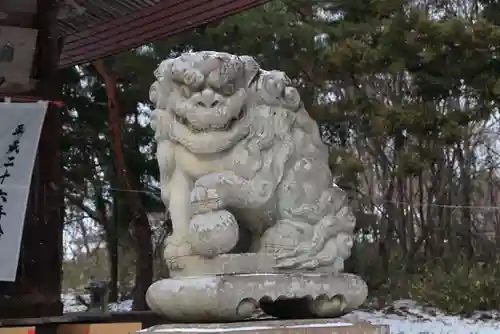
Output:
[
  {"left": 24, "top": 0, "right": 64, "bottom": 316},
  {"left": 0, "top": 0, "right": 64, "bottom": 318}
]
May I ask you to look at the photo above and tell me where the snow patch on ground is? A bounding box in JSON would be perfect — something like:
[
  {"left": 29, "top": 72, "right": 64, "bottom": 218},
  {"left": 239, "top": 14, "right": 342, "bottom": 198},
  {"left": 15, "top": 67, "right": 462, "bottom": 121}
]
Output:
[
  {"left": 62, "top": 293, "right": 500, "bottom": 333},
  {"left": 344, "top": 300, "right": 500, "bottom": 334},
  {"left": 62, "top": 292, "right": 86, "bottom": 313},
  {"left": 62, "top": 291, "right": 132, "bottom": 313}
]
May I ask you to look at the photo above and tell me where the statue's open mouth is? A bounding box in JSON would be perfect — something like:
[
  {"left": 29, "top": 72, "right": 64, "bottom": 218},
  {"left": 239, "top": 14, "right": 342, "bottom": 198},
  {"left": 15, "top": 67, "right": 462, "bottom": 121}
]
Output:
[{"left": 175, "top": 107, "right": 247, "bottom": 133}]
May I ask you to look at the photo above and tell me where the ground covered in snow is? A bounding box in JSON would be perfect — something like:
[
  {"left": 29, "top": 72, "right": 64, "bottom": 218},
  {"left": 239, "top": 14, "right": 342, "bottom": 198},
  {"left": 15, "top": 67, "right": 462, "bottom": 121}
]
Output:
[
  {"left": 344, "top": 300, "right": 500, "bottom": 334},
  {"left": 62, "top": 293, "right": 500, "bottom": 333}
]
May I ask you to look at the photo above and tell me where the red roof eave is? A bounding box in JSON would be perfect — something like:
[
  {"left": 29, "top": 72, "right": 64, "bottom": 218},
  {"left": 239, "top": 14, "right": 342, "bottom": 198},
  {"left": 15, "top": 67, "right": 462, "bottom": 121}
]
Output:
[{"left": 58, "top": 0, "right": 269, "bottom": 68}]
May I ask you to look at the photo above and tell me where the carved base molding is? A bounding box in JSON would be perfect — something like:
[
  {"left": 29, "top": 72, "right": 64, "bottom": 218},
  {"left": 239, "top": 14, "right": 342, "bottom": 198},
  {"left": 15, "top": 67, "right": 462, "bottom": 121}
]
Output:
[
  {"left": 146, "top": 272, "right": 367, "bottom": 322},
  {"left": 166, "top": 253, "right": 339, "bottom": 278}
]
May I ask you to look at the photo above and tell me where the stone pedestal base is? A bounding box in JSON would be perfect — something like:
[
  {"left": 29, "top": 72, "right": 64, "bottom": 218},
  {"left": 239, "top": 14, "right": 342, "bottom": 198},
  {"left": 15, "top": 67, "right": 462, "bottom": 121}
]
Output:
[
  {"left": 138, "top": 319, "right": 389, "bottom": 333},
  {"left": 166, "top": 253, "right": 338, "bottom": 277},
  {"left": 146, "top": 273, "right": 367, "bottom": 322}
]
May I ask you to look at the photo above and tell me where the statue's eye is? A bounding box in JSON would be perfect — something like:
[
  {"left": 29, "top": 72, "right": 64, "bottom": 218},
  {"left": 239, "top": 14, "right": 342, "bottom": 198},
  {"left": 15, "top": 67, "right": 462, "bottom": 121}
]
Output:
[
  {"left": 220, "top": 83, "right": 235, "bottom": 96},
  {"left": 184, "top": 69, "right": 203, "bottom": 88}
]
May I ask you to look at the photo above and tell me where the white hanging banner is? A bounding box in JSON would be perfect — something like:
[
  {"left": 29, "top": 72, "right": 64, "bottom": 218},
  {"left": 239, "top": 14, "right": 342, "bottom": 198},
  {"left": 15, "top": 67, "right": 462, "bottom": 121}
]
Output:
[{"left": 0, "top": 101, "right": 48, "bottom": 281}]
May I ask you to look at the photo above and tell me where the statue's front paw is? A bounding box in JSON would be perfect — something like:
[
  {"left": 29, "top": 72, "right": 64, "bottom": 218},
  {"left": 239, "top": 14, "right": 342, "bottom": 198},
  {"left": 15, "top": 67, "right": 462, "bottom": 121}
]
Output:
[
  {"left": 164, "top": 238, "right": 192, "bottom": 260},
  {"left": 274, "top": 223, "right": 340, "bottom": 270},
  {"left": 274, "top": 239, "right": 335, "bottom": 270},
  {"left": 163, "top": 237, "right": 192, "bottom": 272},
  {"left": 190, "top": 186, "right": 225, "bottom": 214}
]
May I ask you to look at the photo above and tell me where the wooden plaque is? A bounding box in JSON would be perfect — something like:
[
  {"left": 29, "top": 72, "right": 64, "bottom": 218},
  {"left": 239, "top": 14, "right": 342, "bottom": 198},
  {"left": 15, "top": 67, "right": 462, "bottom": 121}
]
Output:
[
  {"left": 0, "top": 26, "right": 37, "bottom": 92},
  {"left": 0, "top": 0, "right": 37, "bottom": 14}
]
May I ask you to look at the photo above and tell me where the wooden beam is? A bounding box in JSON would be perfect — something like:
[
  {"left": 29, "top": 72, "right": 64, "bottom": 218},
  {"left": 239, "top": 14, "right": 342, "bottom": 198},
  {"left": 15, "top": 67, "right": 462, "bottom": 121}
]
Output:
[
  {"left": 0, "top": 310, "right": 167, "bottom": 328},
  {"left": 58, "top": 0, "right": 268, "bottom": 68},
  {"left": 0, "top": 12, "right": 35, "bottom": 28}
]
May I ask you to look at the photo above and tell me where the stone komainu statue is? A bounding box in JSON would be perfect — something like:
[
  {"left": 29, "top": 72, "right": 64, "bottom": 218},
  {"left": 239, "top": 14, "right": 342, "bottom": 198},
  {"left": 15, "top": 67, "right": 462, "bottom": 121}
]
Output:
[{"left": 147, "top": 51, "right": 367, "bottom": 321}]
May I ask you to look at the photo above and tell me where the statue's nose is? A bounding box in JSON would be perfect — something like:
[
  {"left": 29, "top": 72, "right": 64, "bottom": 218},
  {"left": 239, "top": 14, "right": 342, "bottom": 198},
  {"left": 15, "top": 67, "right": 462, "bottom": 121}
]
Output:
[{"left": 196, "top": 89, "right": 221, "bottom": 108}]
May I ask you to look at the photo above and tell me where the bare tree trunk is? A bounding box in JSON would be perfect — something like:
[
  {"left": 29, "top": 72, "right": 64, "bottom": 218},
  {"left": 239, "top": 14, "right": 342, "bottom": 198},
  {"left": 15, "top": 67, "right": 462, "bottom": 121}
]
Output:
[
  {"left": 93, "top": 59, "right": 153, "bottom": 310},
  {"left": 457, "top": 140, "right": 474, "bottom": 262},
  {"left": 108, "top": 190, "right": 119, "bottom": 303}
]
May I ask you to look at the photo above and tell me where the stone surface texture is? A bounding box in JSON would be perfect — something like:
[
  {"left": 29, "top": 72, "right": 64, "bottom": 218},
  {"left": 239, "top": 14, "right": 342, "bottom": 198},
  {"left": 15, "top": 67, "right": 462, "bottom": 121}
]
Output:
[
  {"left": 146, "top": 51, "right": 368, "bottom": 322},
  {"left": 138, "top": 319, "right": 390, "bottom": 334},
  {"left": 147, "top": 273, "right": 367, "bottom": 321}
]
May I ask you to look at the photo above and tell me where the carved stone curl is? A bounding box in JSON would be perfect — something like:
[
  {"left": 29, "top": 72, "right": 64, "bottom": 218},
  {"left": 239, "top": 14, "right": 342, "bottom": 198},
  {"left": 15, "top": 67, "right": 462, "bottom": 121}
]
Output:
[{"left": 146, "top": 51, "right": 367, "bottom": 321}]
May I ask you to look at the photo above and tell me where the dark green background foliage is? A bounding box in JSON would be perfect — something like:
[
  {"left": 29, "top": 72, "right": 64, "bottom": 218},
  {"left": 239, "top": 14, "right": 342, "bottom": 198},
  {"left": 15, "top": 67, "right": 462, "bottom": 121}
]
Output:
[{"left": 61, "top": 0, "right": 500, "bottom": 313}]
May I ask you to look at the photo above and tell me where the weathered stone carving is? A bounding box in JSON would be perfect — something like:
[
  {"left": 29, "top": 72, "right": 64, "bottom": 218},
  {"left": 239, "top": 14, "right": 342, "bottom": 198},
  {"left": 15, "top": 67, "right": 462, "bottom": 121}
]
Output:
[{"left": 147, "top": 51, "right": 367, "bottom": 321}]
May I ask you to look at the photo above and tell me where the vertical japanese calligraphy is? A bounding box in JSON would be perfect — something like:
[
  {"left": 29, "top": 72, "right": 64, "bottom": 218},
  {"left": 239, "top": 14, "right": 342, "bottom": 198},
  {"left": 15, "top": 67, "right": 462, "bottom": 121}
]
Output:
[
  {"left": 0, "top": 124, "right": 25, "bottom": 238},
  {"left": 0, "top": 101, "right": 48, "bottom": 281}
]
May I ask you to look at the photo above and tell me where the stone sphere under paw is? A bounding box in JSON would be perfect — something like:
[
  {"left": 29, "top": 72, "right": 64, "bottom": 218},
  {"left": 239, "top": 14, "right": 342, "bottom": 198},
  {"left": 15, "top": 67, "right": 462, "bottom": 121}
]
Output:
[{"left": 188, "top": 210, "right": 239, "bottom": 257}]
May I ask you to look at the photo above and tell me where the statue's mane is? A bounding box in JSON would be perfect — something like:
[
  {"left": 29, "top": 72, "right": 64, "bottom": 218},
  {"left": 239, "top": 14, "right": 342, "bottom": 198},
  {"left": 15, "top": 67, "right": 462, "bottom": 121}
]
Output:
[{"left": 149, "top": 52, "right": 326, "bottom": 165}]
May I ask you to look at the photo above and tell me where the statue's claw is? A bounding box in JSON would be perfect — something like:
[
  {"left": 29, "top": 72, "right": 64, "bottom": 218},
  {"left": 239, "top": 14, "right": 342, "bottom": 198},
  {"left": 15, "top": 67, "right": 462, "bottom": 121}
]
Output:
[
  {"left": 297, "top": 259, "right": 319, "bottom": 270},
  {"left": 275, "top": 242, "right": 309, "bottom": 260},
  {"left": 163, "top": 237, "right": 192, "bottom": 273},
  {"left": 273, "top": 258, "right": 298, "bottom": 269},
  {"left": 274, "top": 230, "right": 332, "bottom": 270},
  {"left": 275, "top": 249, "right": 337, "bottom": 270},
  {"left": 190, "top": 186, "right": 224, "bottom": 214},
  {"left": 164, "top": 236, "right": 193, "bottom": 260},
  {"left": 309, "top": 233, "right": 327, "bottom": 254},
  {"left": 190, "top": 172, "right": 237, "bottom": 214}
]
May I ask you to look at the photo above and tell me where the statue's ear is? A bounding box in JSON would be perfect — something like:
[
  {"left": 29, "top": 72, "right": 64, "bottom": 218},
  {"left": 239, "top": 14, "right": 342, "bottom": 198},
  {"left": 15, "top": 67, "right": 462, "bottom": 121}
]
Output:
[
  {"left": 149, "top": 81, "right": 159, "bottom": 105},
  {"left": 154, "top": 59, "right": 174, "bottom": 81},
  {"left": 240, "top": 56, "right": 260, "bottom": 87}
]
